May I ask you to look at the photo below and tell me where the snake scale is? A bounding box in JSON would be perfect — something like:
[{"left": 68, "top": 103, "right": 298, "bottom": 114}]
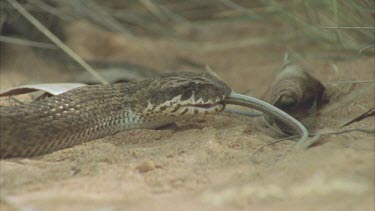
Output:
[{"left": 0, "top": 72, "right": 307, "bottom": 158}]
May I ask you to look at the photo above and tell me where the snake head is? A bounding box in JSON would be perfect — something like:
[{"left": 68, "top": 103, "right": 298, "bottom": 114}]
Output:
[{"left": 134, "top": 72, "right": 231, "bottom": 117}]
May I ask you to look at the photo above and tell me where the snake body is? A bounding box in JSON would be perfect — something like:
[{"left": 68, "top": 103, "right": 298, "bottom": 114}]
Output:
[
  {"left": 0, "top": 72, "right": 307, "bottom": 158},
  {"left": 0, "top": 72, "right": 230, "bottom": 158}
]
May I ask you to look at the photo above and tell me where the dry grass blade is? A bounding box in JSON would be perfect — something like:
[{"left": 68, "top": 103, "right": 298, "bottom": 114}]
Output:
[
  {"left": 140, "top": 0, "right": 168, "bottom": 22},
  {"left": 250, "top": 138, "right": 295, "bottom": 159},
  {"left": 299, "top": 128, "right": 375, "bottom": 149},
  {"left": 340, "top": 106, "right": 375, "bottom": 127},
  {"left": 0, "top": 35, "right": 57, "bottom": 49},
  {"left": 297, "top": 133, "right": 322, "bottom": 149},
  {"left": 219, "top": 0, "right": 258, "bottom": 17},
  {"left": 204, "top": 65, "right": 221, "bottom": 80},
  {"left": 6, "top": 0, "right": 108, "bottom": 85},
  {"left": 360, "top": 45, "right": 375, "bottom": 54},
  {"left": 155, "top": 2, "right": 190, "bottom": 24},
  {"left": 78, "top": 0, "right": 133, "bottom": 35},
  {"left": 321, "top": 26, "right": 375, "bottom": 29},
  {"left": 326, "top": 128, "right": 375, "bottom": 135},
  {"left": 178, "top": 34, "right": 294, "bottom": 52},
  {"left": 331, "top": 80, "right": 375, "bottom": 84},
  {"left": 320, "top": 84, "right": 375, "bottom": 114},
  {"left": 265, "top": 0, "right": 373, "bottom": 51},
  {"left": 28, "top": 0, "right": 74, "bottom": 21}
]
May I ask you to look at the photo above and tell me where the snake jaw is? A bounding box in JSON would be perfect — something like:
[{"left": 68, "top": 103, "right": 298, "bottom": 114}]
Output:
[
  {"left": 183, "top": 95, "right": 226, "bottom": 114},
  {"left": 172, "top": 94, "right": 226, "bottom": 115},
  {"left": 143, "top": 93, "right": 226, "bottom": 117}
]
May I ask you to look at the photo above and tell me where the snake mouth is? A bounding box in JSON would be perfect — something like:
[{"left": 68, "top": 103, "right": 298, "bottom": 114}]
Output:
[
  {"left": 179, "top": 103, "right": 225, "bottom": 115},
  {"left": 190, "top": 103, "right": 221, "bottom": 109}
]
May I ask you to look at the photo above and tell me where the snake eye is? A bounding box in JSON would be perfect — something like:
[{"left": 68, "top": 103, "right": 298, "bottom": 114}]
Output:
[{"left": 181, "top": 89, "right": 193, "bottom": 101}]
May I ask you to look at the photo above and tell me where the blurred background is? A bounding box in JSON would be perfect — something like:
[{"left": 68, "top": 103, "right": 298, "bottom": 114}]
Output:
[
  {"left": 1, "top": 0, "right": 374, "bottom": 49},
  {"left": 0, "top": 0, "right": 374, "bottom": 88},
  {"left": 0, "top": 0, "right": 375, "bottom": 84}
]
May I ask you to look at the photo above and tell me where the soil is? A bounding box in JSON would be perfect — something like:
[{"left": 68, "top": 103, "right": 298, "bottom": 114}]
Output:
[{"left": 0, "top": 20, "right": 374, "bottom": 211}]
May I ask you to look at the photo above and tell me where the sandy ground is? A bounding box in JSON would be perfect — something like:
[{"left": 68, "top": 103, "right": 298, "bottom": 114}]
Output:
[{"left": 0, "top": 21, "right": 374, "bottom": 211}]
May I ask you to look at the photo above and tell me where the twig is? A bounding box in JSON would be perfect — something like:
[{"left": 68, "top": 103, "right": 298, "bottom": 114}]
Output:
[
  {"left": 320, "top": 84, "right": 375, "bottom": 114},
  {"left": 297, "top": 133, "right": 321, "bottom": 149},
  {"left": 299, "top": 128, "right": 375, "bottom": 149},
  {"left": 205, "top": 65, "right": 221, "bottom": 80},
  {"left": 321, "top": 26, "right": 375, "bottom": 29},
  {"left": 359, "top": 45, "right": 375, "bottom": 54},
  {"left": 330, "top": 80, "right": 375, "bottom": 84},
  {"left": 340, "top": 106, "right": 375, "bottom": 127},
  {"left": 323, "top": 128, "right": 375, "bottom": 135},
  {"left": 6, "top": 0, "right": 108, "bottom": 85},
  {"left": 252, "top": 127, "right": 374, "bottom": 156},
  {"left": 0, "top": 35, "right": 58, "bottom": 49},
  {"left": 250, "top": 137, "right": 295, "bottom": 158}
]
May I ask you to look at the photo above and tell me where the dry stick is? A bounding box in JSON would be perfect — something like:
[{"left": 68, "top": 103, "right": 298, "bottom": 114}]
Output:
[
  {"left": 224, "top": 92, "right": 309, "bottom": 144},
  {"left": 340, "top": 106, "right": 375, "bottom": 127},
  {"left": 6, "top": 0, "right": 108, "bottom": 85}
]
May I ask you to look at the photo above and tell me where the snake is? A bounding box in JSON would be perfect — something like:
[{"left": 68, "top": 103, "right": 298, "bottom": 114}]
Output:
[{"left": 0, "top": 72, "right": 308, "bottom": 158}]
